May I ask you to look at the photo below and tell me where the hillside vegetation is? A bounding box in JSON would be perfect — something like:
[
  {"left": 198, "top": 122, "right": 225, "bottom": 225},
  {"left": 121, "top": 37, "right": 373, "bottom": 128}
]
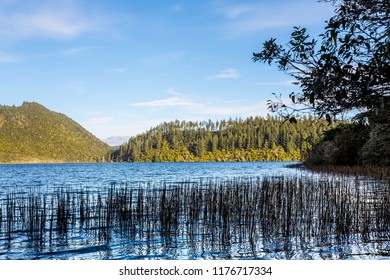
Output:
[
  {"left": 0, "top": 102, "right": 111, "bottom": 163},
  {"left": 111, "top": 115, "right": 328, "bottom": 162}
]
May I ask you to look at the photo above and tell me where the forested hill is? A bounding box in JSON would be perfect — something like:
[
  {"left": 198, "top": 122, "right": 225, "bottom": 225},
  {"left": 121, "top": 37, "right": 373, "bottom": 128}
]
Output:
[
  {"left": 0, "top": 102, "right": 111, "bottom": 163},
  {"left": 111, "top": 116, "right": 328, "bottom": 162}
]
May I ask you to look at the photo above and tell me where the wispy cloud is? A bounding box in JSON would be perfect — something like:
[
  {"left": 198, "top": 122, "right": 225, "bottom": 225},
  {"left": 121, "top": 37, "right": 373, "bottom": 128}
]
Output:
[
  {"left": 132, "top": 97, "right": 196, "bottom": 107},
  {"left": 139, "top": 51, "right": 187, "bottom": 66},
  {"left": 222, "top": 4, "right": 253, "bottom": 19},
  {"left": 211, "top": 0, "right": 335, "bottom": 37},
  {"left": 60, "top": 46, "right": 95, "bottom": 55},
  {"left": 207, "top": 68, "right": 240, "bottom": 80},
  {"left": 130, "top": 87, "right": 269, "bottom": 118},
  {"left": 0, "top": 11, "right": 89, "bottom": 40},
  {"left": 132, "top": 87, "right": 201, "bottom": 108},
  {"left": 133, "top": 97, "right": 268, "bottom": 118},
  {"left": 0, "top": 52, "right": 19, "bottom": 63},
  {"left": 165, "top": 87, "right": 188, "bottom": 97},
  {"left": 0, "top": 1, "right": 115, "bottom": 41},
  {"left": 107, "top": 68, "right": 127, "bottom": 73}
]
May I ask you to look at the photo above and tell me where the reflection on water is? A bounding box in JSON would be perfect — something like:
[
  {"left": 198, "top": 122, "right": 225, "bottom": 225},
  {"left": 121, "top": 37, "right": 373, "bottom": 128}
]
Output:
[
  {"left": 0, "top": 162, "right": 302, "bottom": 193},
  {"left": 0, "top": 166, "right": 389, "bottom": 260}
]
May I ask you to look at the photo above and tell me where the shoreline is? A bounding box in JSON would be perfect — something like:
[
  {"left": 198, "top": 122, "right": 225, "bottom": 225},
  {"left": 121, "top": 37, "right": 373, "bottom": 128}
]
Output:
[
  {"left": 0, "top": 160, "right": 302, "bottom": 165},
  {"left": 2, "top": 160, "right": 388, "bottom": 180},
  {"left": 0, "top": 160, "right": 105, "bottom": 165},
  {"left": 302, "top": 162, "right": 390, "bottom": 180}
]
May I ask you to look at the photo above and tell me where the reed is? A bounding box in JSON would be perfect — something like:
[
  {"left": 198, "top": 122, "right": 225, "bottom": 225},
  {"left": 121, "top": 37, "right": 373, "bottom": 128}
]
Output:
[
  {"left": 0, "top": 174, "right": 389, "bottom": 258},
  {"left": 303, "top": 163, "right": 390, "bottom": 181}
]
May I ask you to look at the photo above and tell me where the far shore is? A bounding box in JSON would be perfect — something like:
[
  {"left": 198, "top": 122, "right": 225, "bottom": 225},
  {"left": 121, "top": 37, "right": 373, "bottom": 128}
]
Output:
[
  {"left": 0, "top": 160, "right": 103, "bottom": 165},
  {"left": 2, "top": 160, "right": 389, "bottom": 180}
]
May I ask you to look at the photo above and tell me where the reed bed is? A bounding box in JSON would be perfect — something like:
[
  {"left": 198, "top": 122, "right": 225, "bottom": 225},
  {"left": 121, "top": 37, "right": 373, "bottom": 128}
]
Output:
[
  {"left": 0, "top": 175, "right": 389, "bottom": 259},
  {"left": 303, "top": 163, "right": 390, "bottom": 181}
]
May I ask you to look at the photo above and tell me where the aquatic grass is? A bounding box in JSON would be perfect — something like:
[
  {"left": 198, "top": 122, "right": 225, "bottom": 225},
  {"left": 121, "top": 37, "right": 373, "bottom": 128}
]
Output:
[
  {"left": 0, "top": 174, "right": 389, "bottom": 259},
  {"left": 303, "top": 163, "right": 390, "bottom": 181}
]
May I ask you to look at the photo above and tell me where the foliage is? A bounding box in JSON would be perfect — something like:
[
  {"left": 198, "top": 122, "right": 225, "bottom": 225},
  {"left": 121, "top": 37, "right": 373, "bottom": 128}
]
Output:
[
  {"left": 110, "top": 115, "right": 327, "bottom": 162},
  {"left": 0, "top": 102, "right": 111, "bottom": 163},
  {"left": 252, "top": 0, "right": 389, "bottom": 123},
  {"left": 307, "top": 122, "right": 370, "bottom": 165},
  {"left": 360, "top": 122, "right": 390, "bottom": 166},
  {"left": 253, "top": 0, "right": 389, "bottom": 166}
]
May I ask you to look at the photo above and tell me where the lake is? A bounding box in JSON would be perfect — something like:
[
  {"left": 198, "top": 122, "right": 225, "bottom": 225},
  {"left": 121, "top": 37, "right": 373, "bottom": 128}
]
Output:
[
  {"left": 0, "top": 162, "right": 389, "bottom": 260},
  {"left": 0, "top": 162, "right": 302, "bottom": 192}
]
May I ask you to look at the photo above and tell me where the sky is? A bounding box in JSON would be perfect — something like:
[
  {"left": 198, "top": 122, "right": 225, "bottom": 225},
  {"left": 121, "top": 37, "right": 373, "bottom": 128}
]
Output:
[{"left": 0, "top": 0, "right": 336, "bottom": 145}]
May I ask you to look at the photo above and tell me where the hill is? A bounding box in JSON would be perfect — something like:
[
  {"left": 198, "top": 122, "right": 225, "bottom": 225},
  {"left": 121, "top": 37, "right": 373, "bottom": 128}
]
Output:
[
  {"left": 110, "top": 116, "right": 328, "bottom": 162},
  {"left": 0, "top": 102, "right": 111, "bottom": 163}
]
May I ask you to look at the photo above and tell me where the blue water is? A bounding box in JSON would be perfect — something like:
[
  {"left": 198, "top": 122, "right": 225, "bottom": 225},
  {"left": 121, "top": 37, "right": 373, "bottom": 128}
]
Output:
[
  {"left": 0, "top": 161, "right": 302, "bottom": 194},
  {"left": 0, "top": 162, "right": 388, "bottom": 260},
  {"left": 0, "top": 162, "right": 302, "bottom": 260}
]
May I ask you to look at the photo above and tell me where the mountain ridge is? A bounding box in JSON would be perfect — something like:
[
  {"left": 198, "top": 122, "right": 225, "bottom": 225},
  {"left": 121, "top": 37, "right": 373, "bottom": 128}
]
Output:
[{"left": 0, "top": 102, "right": 111, "bottom": 163}]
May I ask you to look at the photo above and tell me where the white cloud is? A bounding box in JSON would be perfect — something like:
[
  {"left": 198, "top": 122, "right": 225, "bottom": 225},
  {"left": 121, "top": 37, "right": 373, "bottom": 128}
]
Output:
[
  {"left": 211, "top": 0, "right": 336, "bottom": 37},
  {"left": 25, "top": 11, "right": 89, "bottom": 37},
  {"left": 0, "top": 11, "right": 89, "bottom": 40},
  {"left": 0, "top": 1, "right": 115, "bottom": 41},
  {"left": 164, "top": 87, "right": 187, "bottom": 97},
  {"left": 223, "top": 4, "right": 252, "bottom": 19},
  {"left": 61, "top": 46, "right": 95, "bottom": 55},
  {"left": 132, "top": 87, "right": 201, "bottom": 108},
  {"left": 132, "top": 97, "right": 197, "bottom": 107},
  {"left": 130, "top": 87, "right": 269, "bottom": 118},
  {"left": 207, "top": 68, "right": 240, "bottom": 80},
  {"left": 107, "top": 68, "right": 127, "bottom": 73},
  {"left": 0, "top": 52, "right": 19, "bottom": 63}
]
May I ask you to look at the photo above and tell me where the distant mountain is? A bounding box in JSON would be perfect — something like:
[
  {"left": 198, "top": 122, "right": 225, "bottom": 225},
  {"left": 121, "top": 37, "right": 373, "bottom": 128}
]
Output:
[
  {"left": 103, "top": 135, "right": 130, "bottom": 147},
  {"left": 0, "top": 102, "right": 111, "bottom": 163}
]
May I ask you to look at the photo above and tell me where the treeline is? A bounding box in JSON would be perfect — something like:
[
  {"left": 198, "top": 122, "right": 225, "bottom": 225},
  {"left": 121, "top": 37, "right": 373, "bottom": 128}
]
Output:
[{"left": 111, "top": 115, "right": 328, "bottom": 162}]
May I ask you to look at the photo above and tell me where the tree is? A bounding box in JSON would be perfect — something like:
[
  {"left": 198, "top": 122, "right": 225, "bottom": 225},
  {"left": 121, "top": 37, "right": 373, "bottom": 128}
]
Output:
[{"left": 252, "top": 0, "right": 389, "bottom": 124}]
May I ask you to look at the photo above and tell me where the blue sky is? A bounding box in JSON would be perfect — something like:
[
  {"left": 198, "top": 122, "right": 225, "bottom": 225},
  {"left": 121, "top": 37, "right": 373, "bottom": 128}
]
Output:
[{"left": 0, "top": 0, "right": 335, "bottom": 145}]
